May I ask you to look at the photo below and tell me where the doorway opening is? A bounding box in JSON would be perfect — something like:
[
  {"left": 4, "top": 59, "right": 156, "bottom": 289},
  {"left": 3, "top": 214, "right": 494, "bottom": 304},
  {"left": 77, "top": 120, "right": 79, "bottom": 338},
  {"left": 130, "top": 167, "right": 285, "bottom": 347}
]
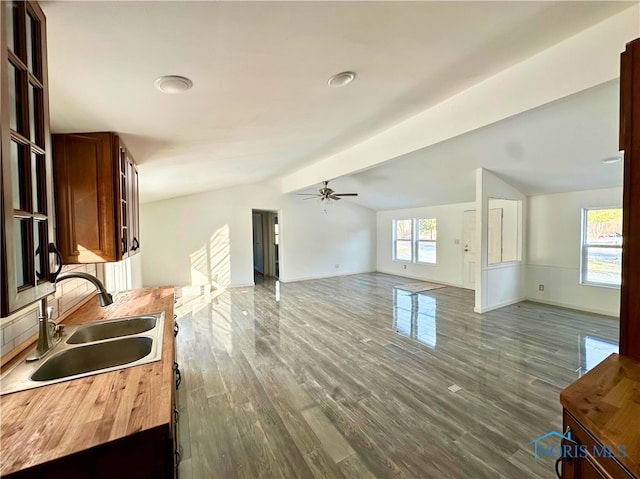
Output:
[{"left": 252, "top": 209, "right": 279, "bottom": 283}]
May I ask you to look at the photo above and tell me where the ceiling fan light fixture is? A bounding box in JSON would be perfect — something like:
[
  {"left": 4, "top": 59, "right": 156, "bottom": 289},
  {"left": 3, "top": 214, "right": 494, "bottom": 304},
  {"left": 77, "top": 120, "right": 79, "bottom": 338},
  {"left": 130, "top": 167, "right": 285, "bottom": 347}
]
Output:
[
  {"left": 154, "top": 75, "right": 193, "bottom": 94},
  {"left": 327, "top": 71, "right": 356, "bottom": 88},
  {"left": 296, "top": 180, "right": 358, "bottom": 204}
]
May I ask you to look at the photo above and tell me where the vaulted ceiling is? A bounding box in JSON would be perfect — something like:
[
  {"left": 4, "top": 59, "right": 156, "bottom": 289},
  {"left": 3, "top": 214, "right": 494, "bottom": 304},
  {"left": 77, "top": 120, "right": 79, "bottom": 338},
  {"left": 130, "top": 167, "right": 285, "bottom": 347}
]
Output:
[
  {"left": 43, "top": 1, "right": 635, "bottom": 205},
  {"left": 326, "top": 81, "right": 623, "bottom": 210}
]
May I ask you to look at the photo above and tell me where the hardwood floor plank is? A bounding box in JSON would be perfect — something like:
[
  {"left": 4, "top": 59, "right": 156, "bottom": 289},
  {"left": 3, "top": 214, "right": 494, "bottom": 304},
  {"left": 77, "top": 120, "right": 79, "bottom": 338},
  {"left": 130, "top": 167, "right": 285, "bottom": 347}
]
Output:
[
  {"left": 252, "top": 365, "right": 347, "bottom": 478},
  {"left": 336, "top": 454, "right": 377, "bottom": 479},
  {"left": 233, "top": 402, "right": 285, "bottom": 479},
  {"left": 301, "top": 378, "right": 411, "bottom": 479},
  {"left": 175, "top": 273, "right": 619, "bottom": 478},
  {"left": 300, "top": 406, "right": 356, "bottom": 464},
  {"left": 206, "top": 393, "right": 255, "bottom": 479},
  {"left": 233, "top": 350, "right": 317, "bottom": 478}
]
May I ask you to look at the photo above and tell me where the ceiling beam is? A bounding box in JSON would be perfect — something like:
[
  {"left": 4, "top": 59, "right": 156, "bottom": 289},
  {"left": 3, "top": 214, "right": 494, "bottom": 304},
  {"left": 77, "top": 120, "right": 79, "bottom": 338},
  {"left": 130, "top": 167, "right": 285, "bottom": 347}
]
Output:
[{"left": 281, "top": 5, "right": 640, "bottom": 194}]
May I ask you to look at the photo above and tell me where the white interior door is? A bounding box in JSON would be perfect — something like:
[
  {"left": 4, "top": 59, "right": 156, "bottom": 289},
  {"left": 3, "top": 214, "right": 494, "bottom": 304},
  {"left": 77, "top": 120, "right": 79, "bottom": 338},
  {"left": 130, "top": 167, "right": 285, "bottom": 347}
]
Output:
[{"left": 462, "top": 210, "right": 476, "bottom": 290}]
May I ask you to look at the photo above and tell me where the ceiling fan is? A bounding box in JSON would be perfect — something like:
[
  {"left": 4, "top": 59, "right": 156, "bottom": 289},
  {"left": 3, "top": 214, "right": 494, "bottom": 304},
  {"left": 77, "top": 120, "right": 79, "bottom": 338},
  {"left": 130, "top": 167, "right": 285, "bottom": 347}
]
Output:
[{"left": 297, "top": 181, "right": 358, "bottom": 201}]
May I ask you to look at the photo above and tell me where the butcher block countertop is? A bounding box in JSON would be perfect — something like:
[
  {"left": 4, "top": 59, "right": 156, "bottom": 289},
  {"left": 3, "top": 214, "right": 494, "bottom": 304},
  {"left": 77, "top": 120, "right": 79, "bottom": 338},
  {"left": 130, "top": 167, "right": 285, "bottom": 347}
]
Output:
[
  {"left": 0, "top": 287, "right": 175, "bottom": 476},
  {"left": 560, "top": 353, "right": 640, "bottom": 477}
]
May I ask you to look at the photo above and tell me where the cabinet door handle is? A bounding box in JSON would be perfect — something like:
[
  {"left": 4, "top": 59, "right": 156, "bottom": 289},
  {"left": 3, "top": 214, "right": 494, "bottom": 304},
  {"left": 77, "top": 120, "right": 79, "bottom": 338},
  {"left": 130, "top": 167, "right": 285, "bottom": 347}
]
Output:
[
  {"left": 174, "top": 407, "right": 180, "bottom": 423},
  {"left": 35, "top": 244, "right": 44, "bottom": 280},
  {"left": 556, "top": 425, "right": 573, "bottom": 478},
  {"left": 174, "top": 362, "right": 182, "bottom": 389},
  {"left": 174, "top": 321, "right": 180, "bottom": 337},
  {"left": 562, "top": 427, "right": 573, "bottom": 466},
  {"left": 131, "top": 237, "right": 139, "bottom": 251},
  {"left": 49, "top": 243, "right": 63, "bottom": 282},
  {"left": 175, "top": 448, "right": 182, "bottom": 467}
]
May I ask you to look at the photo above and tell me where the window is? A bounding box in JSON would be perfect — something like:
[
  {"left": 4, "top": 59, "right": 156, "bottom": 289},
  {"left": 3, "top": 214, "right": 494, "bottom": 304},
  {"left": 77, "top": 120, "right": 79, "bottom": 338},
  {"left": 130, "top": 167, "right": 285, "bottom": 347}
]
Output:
[
  {"left": 393, "top": 218, "right": 437, "bottom": 264},
  {"left": 393, "top": 219, "right": 413, "bottom": 261},
  {"left": 417, "top": 218, "right": 436, "bottom": 264},
  {"left": 581, "top": 207, "right": 622, "bottom": 287}
]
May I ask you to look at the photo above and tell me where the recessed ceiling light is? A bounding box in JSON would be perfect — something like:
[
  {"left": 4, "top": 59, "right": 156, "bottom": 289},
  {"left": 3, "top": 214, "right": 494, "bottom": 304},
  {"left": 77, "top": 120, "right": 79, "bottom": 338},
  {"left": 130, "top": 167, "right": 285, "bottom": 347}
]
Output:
[
  {"left": 602, "top": 156, "right": 622, "bottom": 164},
  {"left": 154, "top": 75, "right": 193, "bottom": 94},
  {"left": 327, "top": 71, "right": 356, "bottom": 88}
]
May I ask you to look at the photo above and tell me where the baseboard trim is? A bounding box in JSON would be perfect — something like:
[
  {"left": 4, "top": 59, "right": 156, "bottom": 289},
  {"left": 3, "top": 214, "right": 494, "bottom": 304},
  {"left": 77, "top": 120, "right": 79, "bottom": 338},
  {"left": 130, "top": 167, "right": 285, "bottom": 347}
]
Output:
[
  {"left": 229, "top": 282, "right": 256, "bottom": 289},
  {"left": 475, "top": 296, "right": 526, "bottom": 313},
  {"left": 375, "top": 269, "right": 465, "bottom": 289},
  {"left": 524, "top": 297, "right": 618, "bottom": 318},
  {"left": 279, "top": 269, "right": 377, "bottom": 284}
]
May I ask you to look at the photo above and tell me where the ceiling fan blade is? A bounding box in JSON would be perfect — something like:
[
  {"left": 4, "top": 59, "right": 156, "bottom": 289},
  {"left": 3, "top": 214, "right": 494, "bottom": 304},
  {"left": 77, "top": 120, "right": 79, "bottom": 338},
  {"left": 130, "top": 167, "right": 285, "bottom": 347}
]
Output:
[{"left": 299, "top": 181, "right": 358, "bottom": 203}]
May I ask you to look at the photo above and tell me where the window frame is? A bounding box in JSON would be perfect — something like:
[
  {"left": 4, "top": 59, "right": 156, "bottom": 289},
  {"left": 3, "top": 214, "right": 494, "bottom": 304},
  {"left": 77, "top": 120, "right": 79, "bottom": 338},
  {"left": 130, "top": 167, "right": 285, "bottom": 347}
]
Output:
[
  {"left": 580, "top": 206, "right": 622, "bottom": 289},
  {"left": 392, "top": 218, "right": 414, "bottom": 262},
  {"left": 392, "top": 217, "right": 437, "bottom": 265},
  {"left": 416, "top": 217, "right": 437, "bottom": 265}
]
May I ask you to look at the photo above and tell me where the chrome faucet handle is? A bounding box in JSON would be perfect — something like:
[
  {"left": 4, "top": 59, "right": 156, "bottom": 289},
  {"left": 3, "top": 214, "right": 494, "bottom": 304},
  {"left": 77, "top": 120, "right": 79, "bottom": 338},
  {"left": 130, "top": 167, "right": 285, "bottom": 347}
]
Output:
[{"left": 53, "top": 324, "right": 65, "bottom": 338}]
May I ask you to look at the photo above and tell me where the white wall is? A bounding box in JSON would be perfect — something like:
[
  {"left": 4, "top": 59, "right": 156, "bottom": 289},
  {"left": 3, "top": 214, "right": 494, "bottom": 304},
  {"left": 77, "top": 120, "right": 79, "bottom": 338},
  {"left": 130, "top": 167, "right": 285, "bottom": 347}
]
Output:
[
  {"left": 376, "top": 202, "right": 476, "bottom": 286},
  {"left": 476, "top": 169, "right": 527, "bottom": 313},
  {"left": 103, "top": 254, "right": 143, "bottom": 292},
  {"left": 527, "top": 187, "right": 622, "bottom": 316},
  {"left": 140, "top": 181, "right": 376, "bottom": 288}
]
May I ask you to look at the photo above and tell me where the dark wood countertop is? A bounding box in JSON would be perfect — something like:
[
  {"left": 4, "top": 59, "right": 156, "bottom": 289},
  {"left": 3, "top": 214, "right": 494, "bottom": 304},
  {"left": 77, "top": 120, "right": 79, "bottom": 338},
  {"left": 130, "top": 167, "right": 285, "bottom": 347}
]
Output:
[
  {"left": 560, "top": 353, "right": 640, "bottom": 477},
  {"left": 0, "top": 287, "right": 175, "bottom": 476}
]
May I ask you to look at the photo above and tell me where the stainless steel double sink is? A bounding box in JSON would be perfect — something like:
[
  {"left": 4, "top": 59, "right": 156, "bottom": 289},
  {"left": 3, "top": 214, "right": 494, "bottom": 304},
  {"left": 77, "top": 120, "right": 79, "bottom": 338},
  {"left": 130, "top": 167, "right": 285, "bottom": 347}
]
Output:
[{"left": 0, "top": 312, "right": 164, "bottom": 395}]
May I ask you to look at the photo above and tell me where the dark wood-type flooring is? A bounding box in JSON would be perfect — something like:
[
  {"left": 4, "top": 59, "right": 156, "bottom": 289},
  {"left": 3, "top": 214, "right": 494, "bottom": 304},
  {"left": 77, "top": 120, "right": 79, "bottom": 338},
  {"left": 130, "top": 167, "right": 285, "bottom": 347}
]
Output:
[{"left": 174, "top": 273, "right": 619, "bottom": 479}]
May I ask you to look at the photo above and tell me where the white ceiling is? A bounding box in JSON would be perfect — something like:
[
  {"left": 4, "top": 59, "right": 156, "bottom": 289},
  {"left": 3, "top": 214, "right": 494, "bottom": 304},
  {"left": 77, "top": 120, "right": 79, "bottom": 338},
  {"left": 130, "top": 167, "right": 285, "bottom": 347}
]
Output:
[
  {"left": 42, "top": 1, "right": 634, "bottom": 204},
  {"left": 324, "top": 80, "right": 623, "bottom": 211}
]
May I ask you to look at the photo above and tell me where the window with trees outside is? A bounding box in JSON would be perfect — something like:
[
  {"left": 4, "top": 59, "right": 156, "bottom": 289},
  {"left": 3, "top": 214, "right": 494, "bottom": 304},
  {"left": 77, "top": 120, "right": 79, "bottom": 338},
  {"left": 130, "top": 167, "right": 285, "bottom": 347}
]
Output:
[
  {"left": 393, "top": 218, "right": 437, "bottom": 264},
  {"left": 393, "top": 219, "right": 413, "bottom": 261},
  {"left": 581, "top": 207, "right": 622, "bottom": 287},
  {"left": 417, "top": 218, "right": 437, "bottom": 264}
]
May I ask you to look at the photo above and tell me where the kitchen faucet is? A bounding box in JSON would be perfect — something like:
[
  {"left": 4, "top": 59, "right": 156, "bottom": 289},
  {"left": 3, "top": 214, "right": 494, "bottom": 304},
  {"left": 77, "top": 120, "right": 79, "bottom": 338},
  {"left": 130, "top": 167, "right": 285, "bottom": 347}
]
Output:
[{"left": 26, "top": 272, "right": 113, "bottom": 361}]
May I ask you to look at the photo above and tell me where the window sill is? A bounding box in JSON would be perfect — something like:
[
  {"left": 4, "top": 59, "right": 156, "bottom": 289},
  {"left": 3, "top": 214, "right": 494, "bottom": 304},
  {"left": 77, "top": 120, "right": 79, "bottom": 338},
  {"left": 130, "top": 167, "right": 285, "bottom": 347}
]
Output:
[{"left": 579, "top": 281, "right": 621, "bottom": 290}]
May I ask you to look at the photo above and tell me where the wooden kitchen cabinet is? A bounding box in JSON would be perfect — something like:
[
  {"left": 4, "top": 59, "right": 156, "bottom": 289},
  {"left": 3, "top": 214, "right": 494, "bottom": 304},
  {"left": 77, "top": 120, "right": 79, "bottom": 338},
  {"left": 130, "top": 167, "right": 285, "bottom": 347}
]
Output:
[
  {"left": 52, "top": 132, "right": 141, "bottom": 264},
  {"left": 559, "top": 354, "right": 640, "bottom": 479},
  {"left": 561, "top": 410, "right": 634, "bottom": 479},
  {"left": 0, "top": 1, "right": 59, "bottom": 316}
]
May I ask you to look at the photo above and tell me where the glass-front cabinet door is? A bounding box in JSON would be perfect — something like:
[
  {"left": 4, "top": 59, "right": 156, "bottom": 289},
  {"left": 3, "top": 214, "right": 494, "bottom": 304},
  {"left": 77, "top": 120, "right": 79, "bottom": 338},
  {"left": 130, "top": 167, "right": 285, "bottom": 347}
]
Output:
[{"left": 1, "top": 1, "right": 57, "bottom": 316}]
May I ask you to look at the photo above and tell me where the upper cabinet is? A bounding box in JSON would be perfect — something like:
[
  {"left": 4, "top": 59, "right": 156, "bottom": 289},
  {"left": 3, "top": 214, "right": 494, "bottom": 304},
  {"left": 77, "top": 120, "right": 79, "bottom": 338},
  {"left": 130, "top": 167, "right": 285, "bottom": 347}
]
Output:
[
  {"left": 1, "top": 1, "right": 59, "bottom": 316},
  {"left": 52, "top": 132, "right": 141, "bottom": 264}
]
